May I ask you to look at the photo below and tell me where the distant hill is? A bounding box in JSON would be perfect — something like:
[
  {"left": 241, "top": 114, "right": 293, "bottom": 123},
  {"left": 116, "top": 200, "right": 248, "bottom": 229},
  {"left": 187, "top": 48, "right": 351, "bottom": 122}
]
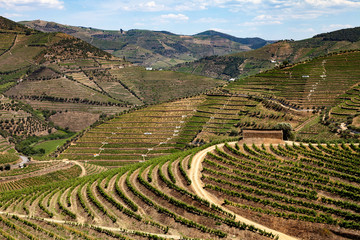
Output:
[
  {"left": 172, "top": 27, "right": 360, "bottom": 79},
  {"left": 195, "top": 30, "right": 271, "bottom": 49},
  {"left": 20, "top": 20, "right": 272, "bottom": 68},
  {"left": 314, "top": 26, "right": 360, "bottom": 42},
  {"left": 0, "top": 16, "right": 35, "bottom": 33},
  {"left": 0, "top": 17, "right": 222, "bottom": 136}
]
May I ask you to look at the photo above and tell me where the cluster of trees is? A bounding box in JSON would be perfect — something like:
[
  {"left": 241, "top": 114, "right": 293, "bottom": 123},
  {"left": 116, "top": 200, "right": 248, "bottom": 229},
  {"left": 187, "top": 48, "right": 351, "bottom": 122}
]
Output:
[
  {"left": 0, "top": 117, "right": 49, "bottom": 139},
  {"left": 314, "top": 27, "right": 360, "bottom": 42},
  {"left": 0, "top": 164, "right": 11, "bottom": 171},
  {"left": 15, "top": 130, "right": 74, "bottom": 156},
  {"left": 11, "top": 94, "right": 126, "bottom": 107}
]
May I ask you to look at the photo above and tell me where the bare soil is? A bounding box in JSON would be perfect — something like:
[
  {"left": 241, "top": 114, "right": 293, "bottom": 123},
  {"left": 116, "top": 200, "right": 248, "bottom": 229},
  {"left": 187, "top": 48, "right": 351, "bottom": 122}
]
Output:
[{"left": 49, "top": 111, "right": 99, "bottom": 132}]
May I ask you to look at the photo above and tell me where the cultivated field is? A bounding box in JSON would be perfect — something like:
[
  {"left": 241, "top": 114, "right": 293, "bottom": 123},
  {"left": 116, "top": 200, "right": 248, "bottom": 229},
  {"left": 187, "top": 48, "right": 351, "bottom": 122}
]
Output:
[
  {"left": 60, "top": 96, "right": 205, "bottom": 166},
  {"left": 201, "top": 141, "right": 360, "bottom": 239},
  {"left": 0, "top": 140, "right": 358, "bottom": 239},
  {"left": 227, "top": 51, "right": 360, "bottom": 108}
]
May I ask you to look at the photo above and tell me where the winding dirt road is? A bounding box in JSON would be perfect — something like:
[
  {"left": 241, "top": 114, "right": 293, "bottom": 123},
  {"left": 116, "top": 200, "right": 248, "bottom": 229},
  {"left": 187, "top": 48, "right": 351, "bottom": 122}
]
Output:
[
  {"left": 189, "top": 142, "right": 299, "bottom": 240},
  {"left": 66, "top": 160, "right": 86, "bottom": 177},
  {"left": 0, "top": 211, "right": 182, "bottom": 239}
]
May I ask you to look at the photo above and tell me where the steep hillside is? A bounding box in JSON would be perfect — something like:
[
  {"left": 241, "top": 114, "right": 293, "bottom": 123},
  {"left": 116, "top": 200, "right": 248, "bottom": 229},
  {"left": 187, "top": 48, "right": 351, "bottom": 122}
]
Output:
[
  {"left": 0, "top": 16, "right": 222, "bottom": 162},
  {"left": 172, "top": 27, "right": 360, "bottom": 79},
  {"left": 0, "top": 17, "right": 126, "bottom": 133},
  {"left": 314, "top": 26, "right": 360, "bottom": 42},
  {"left": 226, "top": 50, "right": 360, "bottom": 108},
  {"left": 59, "top": 89, "right": 311, "bottom": 167},
  {"left": 0, "top": 16, "right": 35, "bottom": 33},
  {"left": 195, "top": 30, "right": 270, "bottom": 49},
  {"left": 62, "top": 50, "right": 360, "bottom": 166},
  {"left": 0, "top": 140, "right": 359, "bottom": 240},
  {"left": 21, "top": 20, "right": 271, "bottom": 68},
  {"left": 1, "top": 17, "right": 222, "bottom": 133}
]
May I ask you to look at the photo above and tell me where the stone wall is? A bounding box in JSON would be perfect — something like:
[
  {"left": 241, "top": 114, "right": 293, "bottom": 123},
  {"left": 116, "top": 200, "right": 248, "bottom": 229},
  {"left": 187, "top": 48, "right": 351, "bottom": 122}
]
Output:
[{"left": 243, "top": 129, "right": 283, "bottom": 140}]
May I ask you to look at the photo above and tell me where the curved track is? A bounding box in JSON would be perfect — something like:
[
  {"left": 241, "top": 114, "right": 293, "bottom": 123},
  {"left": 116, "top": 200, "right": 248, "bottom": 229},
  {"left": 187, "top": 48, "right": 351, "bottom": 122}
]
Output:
[{"left": 189, "top": 142, "right": 299, "bottom": 240}]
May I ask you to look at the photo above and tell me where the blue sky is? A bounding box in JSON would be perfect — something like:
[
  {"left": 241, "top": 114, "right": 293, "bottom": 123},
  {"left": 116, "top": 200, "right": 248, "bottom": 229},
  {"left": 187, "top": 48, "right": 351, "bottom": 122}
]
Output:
[{"left": 0, "top": 0, "right": 359, "bottom": 40}]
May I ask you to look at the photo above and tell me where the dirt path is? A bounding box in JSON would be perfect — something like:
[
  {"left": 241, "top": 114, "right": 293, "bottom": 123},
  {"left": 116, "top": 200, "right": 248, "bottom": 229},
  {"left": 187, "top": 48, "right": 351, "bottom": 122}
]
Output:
[
  {"left": 80, "top": 183, "right": 102, "bottom": 225},
  {"left": 189, "top": 142, "right": 299, "bottom": 240},
  {"left": 7, "top": 34, "right": 18, "bottom": 55},
  {"left": 294, "top": 114, "right": 319, "bottom": 132},
  {"left": 172, "top": 158, "right": 186, "bottom": 189},
  {"left": 49, "top": 190, "right": 61, "bottom": 219},
  {"left": 70, "top": 185, "right": 86, "bottom": 224},
  {"left": 0, "top": 161, "right": 72, "bottom": 182},
  {"left": 0, "top": 211, "right": 182, "bottom": 240},
  {"left": 118, "top": 172, "right": 146, "bottom": 217},
  {"left": 69, "top": 160, "right": 86, "bottom": 177}
]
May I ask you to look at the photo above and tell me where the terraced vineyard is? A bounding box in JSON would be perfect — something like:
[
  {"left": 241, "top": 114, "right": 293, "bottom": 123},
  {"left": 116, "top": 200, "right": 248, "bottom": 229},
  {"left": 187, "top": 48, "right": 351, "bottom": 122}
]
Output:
[
  {"left": 60, "top": 96, "right": 205, "bottom": 166},
  {"left": 330, "top": 84, "right": 360, "bottom": 125},
  {"left": 0, "top": 135, "right": 14, "bottom": 152},
  {"left": 0, "top": 161, "right": 81, "bottom": 192},
  {"left": 0, "top": 15, "right": 359, "bottom": 240},
  {"left": 60, "top": 91, "right": 312, "bottom": 166},
  {"left": 0, "top": 140, "right": 359, "bottom": 239},
  {"left": 227, "top": 51, "right": 360, "bottom": 108},
  {"left": 184, "top": 94, "right": 308, "bottom": 143},
  {"left": 200, "top": 141, "right": 360, "bottom": 239}
]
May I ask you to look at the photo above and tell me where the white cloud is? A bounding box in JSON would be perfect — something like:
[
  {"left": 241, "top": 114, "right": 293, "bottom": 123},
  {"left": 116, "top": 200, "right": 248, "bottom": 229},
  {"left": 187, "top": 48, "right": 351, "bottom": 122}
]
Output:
[
  {"left": 254, "top": 14, "right": 281, "bottom": 21},
  {"left": 160, "top": 13, "right": 189, "bottom": 21},
  {"left": 197, "top": 17, "right": 228, "bottom": 23},
  {"left": 240, "top": 20, "right": 282, "bottom": 26},
  {"left": 2, "top": 13, "right": 23, "bottom": 18},
  {"left": 305, "top": 0, "right": 360, "bottom": 7},
  {"left": 0, "top": 0, "right": 64, "bottom": 10},
  {"left": 288, "top": 27, "right": 316, "bottom": 33},
  {"left": 240, "top": 14, "right": 282, "bottom": 26},
  {"left": 322, "top": 24, "right": 353, "bottom": 32},
  {"left": 90, "top": 0, "right": 360, "bottom": 15},
  {"left": 106, "top": 0, "right": 166, "bottom": 12}
]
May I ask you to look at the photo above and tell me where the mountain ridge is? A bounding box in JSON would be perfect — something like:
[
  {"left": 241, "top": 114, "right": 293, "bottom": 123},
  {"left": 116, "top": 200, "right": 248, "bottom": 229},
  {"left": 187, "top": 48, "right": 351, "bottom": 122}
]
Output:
[
  {"left": 194, "top": 30, "right": 272, "bottom": 49},
  {"left": 172, "top": 26, "right": 360, "bottom": 79},
  {"left": 0, "top": 16, "right": 222, "bottom": 137},
  {"left": 20, "top": 19, "right": 272, "bottom": 68}
]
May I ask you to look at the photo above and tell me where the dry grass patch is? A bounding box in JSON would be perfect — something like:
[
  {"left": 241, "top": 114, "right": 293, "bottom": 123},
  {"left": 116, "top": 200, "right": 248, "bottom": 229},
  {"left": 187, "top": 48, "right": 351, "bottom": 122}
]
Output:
[{"left": 49, "top": 111, "right": 99, "bottom": 132}]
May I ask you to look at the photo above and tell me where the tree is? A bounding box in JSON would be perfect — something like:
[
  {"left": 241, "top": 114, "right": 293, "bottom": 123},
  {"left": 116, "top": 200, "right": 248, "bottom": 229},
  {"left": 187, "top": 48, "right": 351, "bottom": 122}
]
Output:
[{"left": 274, "top": 122, "right": 293, "bottom": 140}]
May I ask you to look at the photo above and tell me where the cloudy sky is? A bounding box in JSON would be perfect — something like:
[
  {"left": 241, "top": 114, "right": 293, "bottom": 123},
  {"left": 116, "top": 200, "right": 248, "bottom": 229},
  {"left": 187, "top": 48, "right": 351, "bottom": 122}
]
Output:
[{"left": 0, "top": 0, "right": 359, "bottom": 40}]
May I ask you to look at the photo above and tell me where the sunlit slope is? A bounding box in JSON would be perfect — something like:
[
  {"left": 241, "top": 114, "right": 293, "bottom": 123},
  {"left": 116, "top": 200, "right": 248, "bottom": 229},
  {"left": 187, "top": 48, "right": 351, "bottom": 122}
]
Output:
[
  {"left": 226, "top": 51, "right": 360, "bottom": 108},
  {"left": 1, "top": 141, "right": 359, "bottom": 239},
  {"left": 59, "top": 96, "right": 205, "bottom": 166},
  {"left": 172, "top": 27, "right": 360, "bottom": 80},
  {"left": 22, "top": 20, "right": 272, "bottom": 68},
  {"left": 0, "top": 16, "right": 223, "bottom": 133}
]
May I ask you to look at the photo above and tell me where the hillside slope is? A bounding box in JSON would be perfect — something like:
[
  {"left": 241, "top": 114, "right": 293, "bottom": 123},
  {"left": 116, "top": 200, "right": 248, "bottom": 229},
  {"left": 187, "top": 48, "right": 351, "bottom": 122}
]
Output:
[
  {"left": 21, "top": 20, "right": 272, "bottom": 68},
  {"left": 172, "top": 27, "right": 360, "bottom": 79},
  {"left": 61, "top": 50, "right": 360, "bottom": 166},
  {"left": 226, "top": 50, "right": 360, "bottom": 108},
  {"left": 0, "top": 17, "right": 222, "bottom": 134},
  {"left": 1, "top": 140, "right": 359, "bottom": 240}
]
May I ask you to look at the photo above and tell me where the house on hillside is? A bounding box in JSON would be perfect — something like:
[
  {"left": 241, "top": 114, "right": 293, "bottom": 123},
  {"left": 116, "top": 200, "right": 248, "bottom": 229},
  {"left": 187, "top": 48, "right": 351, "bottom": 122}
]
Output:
[{"left": 145, "top": 67, "right": 153, "bottom": 71}]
